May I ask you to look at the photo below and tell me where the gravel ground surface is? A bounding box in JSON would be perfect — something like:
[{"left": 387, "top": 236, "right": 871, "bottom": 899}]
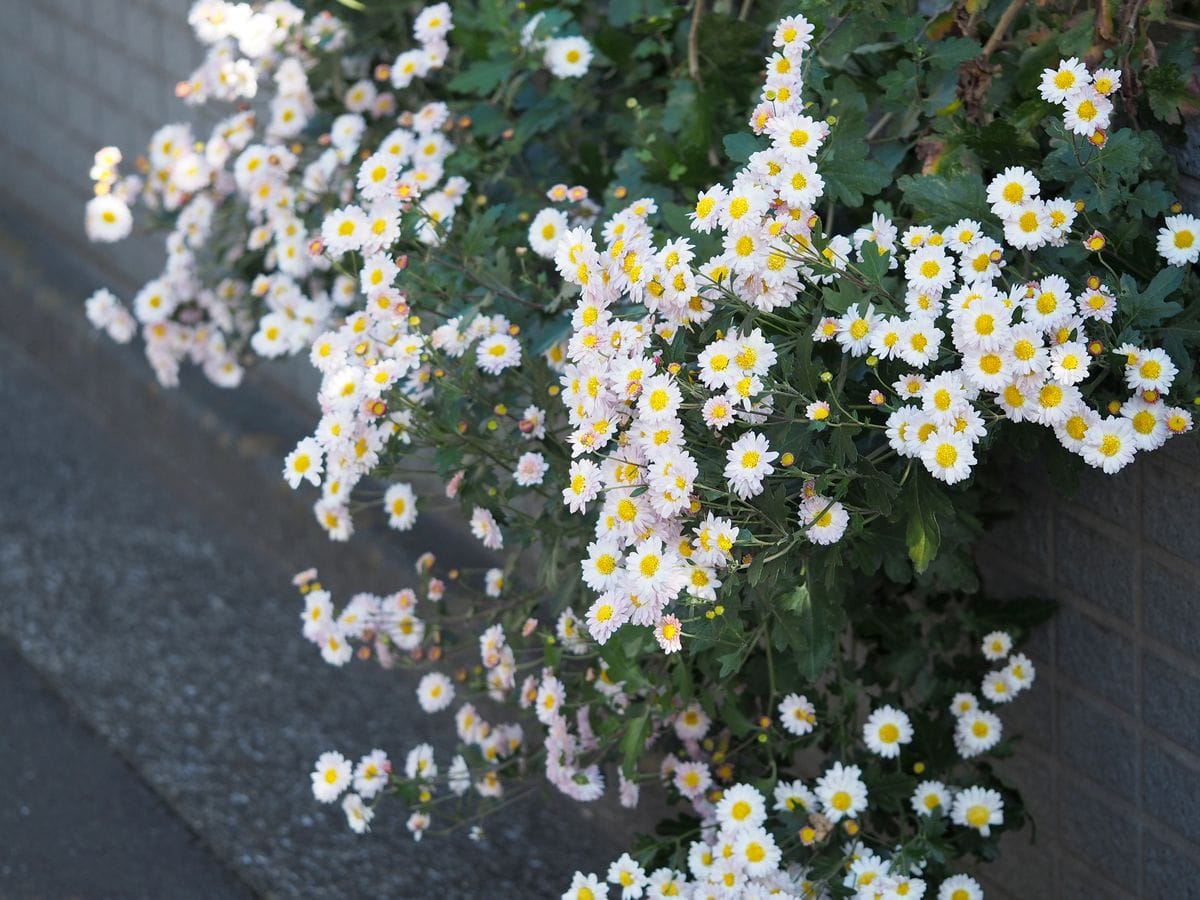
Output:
[{"left": 0, "top": 208, "right": 624, "bottom": 897}]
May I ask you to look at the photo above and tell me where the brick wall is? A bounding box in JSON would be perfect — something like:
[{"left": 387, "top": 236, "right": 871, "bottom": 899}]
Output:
[
  {"left": 979, "top": 436, "right": 1200, "bottom": 899},
  {"left": 2, "top": 6, "right": 1199, "bottom": 897},
  {"left": 0, "top": 0, "right": 206, "bottom": 290}
]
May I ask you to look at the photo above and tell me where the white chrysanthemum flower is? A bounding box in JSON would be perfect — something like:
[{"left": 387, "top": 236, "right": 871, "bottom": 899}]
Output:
[
  {"left": 981, "top": 630, "right": 1013, "bottom": 660},
  {"left": 545, "top": 36, "right": 593, "bottom": 78},
  {"left": 284, "top": 437, "right": 323, "bottom": 489},
  {"left": 938, "top": 873, "right": 984, "bottom": 900},
  {"left": 1004, "top": 652, "right": 1037, "bottom": 692},
  {"left": 951, "top": 786, "right": 1004, "bottom": 836},
  {"left": 85, "top": 193, "right": 133, "bottom": 242},
  {"left": 416, "top": 672, "right": 455, "bottom": 713},
  {"left": 1081, "top": 416, "right": 1137, "bottom": 473},
  {"left": 862, "top": 705, "right": 913, "bottom": 758},
  {"left": 353, "top": 749, "right": 390, "bottom": 799},
  {"left": 529, "top": 207, "right": 569, "bottom": 258},
  {"left": 981, "top": 670, "right": 1016, "bottom": 704},
  {"left": 563, "top": 872, "right": 609, "bottom": 900},
  {"left": 384, "top": 482, "right": 418, "bottom": 530},
  {"left": 912, "top": 780, "right": 951, "bottom": 817},
  {"left": 476, "top": 334, "right": 522, "bottom": 375},
  {"left": 514, "top": 451, "right": 549, "bottom": 487},
  {"left": 955, "top": 709, "right": 1003, "bottom": 758},
  {"left": 605, "top": 853, "right": 647, "bottom": 900},
  {"left": 1039, "top": 57, "right": 1090, "bottom": 103},
  {"left": 342, "top": 792, "right": 373, "bottom": 834},
  {"left": 311, "top": 751, "right": 352, "bottom": 803},
  {"left": 987, "top": 166, "right": 1040, "bottom": 218},
  {"left": 715, "top": 784, "right": 767, "bottom": 832},
  {"left": 815, "top": 761, "right": 868, "bottom": 822},
  {"left": 724, "top": 431, "right": 777, "bottom": 499},
  {"left": 778, "top": 693, "right": 817, "bottom": 736}
]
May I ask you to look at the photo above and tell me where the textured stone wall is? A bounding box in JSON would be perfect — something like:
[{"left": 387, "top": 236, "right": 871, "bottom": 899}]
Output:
[
  {"left": 979, "top": 439, "right": 1200, "bottom": 899},
  {"left": 0, "top": 0, "right": 206, "bottom": 289}
]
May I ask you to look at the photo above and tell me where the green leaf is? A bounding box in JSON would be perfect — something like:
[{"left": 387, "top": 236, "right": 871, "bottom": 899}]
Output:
[
  {"left": 904, "top": 472, "right": 945, "bottom": 574},
  {"left": 621, "top": 710, "right": 651, "bottom": 777},
  {"left": 1118, "top": 268, "right": 1185, "bottom": 331},
  {"left": 448, "top": 59, "right": 512, "bottom": 96},
  {"left": 898, "top": 172, "right": 990, "bottom": 225},
  {"left": 723, "top": 132, "right": 767, "bottom": 164},
  {"left": 775, "top": 584, "right": 845, "bottom": 682}
]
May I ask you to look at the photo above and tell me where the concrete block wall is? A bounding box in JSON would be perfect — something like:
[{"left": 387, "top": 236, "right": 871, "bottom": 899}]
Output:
[
  {"left": 979, "top": 438, "right": 1200, "bottom": 899},
  {"left": 0, "top": 0, "right": 207, "bottom": 290}
]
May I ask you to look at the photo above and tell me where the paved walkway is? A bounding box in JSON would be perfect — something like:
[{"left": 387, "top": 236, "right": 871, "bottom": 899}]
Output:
[{"left": 0, "top": 208, "right": 622, "bottom": 897}]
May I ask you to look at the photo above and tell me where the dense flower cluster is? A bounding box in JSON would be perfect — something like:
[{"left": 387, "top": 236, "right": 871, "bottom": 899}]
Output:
[{"left": 85, "top": 2, "right": 1198, "bottom": 895}]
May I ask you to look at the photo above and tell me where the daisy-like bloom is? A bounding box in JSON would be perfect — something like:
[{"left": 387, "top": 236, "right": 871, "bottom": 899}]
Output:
[
  {"left": 951, "top": 786, "right": 1004, "bottom": 836},
  {"left": 321, "top": 205, "right": 368, "bottom": 256},
  {"left": 836, "top": 303, "right": 879, "bottom": 356},
  {"left": 921, "top": 427, "right": 976, "bottom": 484},
  {"left": 1092, "top": 67, "right": 1122, "bottom": 95},
  {"left": 987, "top": 166, "right": 1040, "bottom": 219},
  {"left": 1062, "top": 87, "right": 1112, "bottom": 136},
  {"left": 417, "top": 672, "right": 455, "bottom": 713},
  {"left": 85, "top": 194, "right": 133, "bottom": 242},
  {"left": 862, "top": 705, "right": 914, "bottom": 758},
  {"left": 545, "top": 36, "right": 593, "bottom": 78},
  {"left": 955, "top": 709, "right": 1002, "bottom": 758},
  {"left": 674, "top": 701, "right": 711, "bottom": 742},
  {"left": 1003, "top": 200, "right": 1052, "bottom": 250},
  {"left": 1004, "top": 652, "right": 1037, "bottom": 693},
  {"left": 1049, "top": 341, "right": 1091, "bottom": 385},
  {"left": 806, "top": 400, "right": 831, "bottom": 421},
  {"left": 981, "top": 630, "right": 1013, "bottom": 660},
  {"left": 911, "top": 780, "right": 952, "bottom": 817},
  {"left": 311, "top": 750, "right": 352, "bottom": 803},
  {"left": 766, "top": 113, "right": 825, "bottom": 160},
  {"left": 1081, "top": 416, "right": 1137, "bottom": 473},
  {"left": 404, "top": 743, "right": 437, "bottom": 780},
  {"left": 535, "top": 675, "right": 565, "bottom": 725},
  {"left": 938, "top": 873, "right": 984, "bottom": 900},
  {"left": 774, "top": 778, "right": 817, "bottom": 815},
  {"left": 673, "top": 760, "right": 712, "bottom": 799},
  {"left": 470, "top": 506, "right": 504, "bottom": 549},
  {"left": 1156, "top": 213, "right": 1200, "bottom": 266},
  {"left": 905, "top": 246, "right": 956, "bottom": 293},
  {"left": 563, "top": 459, "right": 601, "bottom": 512},
  {"left": 734, "top": 826, "right": 781, "bottom": 878},
  {"left": 586, "top": 593, "right": 631, "bottom": 645},
  {"left": 476, "top": 334, "right": 522, "bottom": 374},
  {"left": 724, "top": 431, "right": 777, "bottom": 499},
  {"left": 800, "top": 496, "right": 850, "bottom": 546},
  {"left": 606, "top": 853, "right": 647, "bottom": 900},
  {"left": 716, "top": 783, "right": 768, "bottom": 832},
  {"left": 1039, "top": 57, "right": 1090, "bottom": 103},
  {"left": 701, "top": 394, "right": 736, "bottom": 430},
  {"left": 514, "top": 451, "right": 549, "bottom": 487},
  {"left": 384, "top": 482, "right": 418, "bottom": 530},
  {"left": 342, "top": 792, "right": 374, "bottom": 834},
  {"left": 778, "top": 693, "right": 817, "bottom": 736},
  {"left": 815, "top": 761, "right": 868, "bottom": 822},
  {"left": 284, "top": 438, "right": 324, "bottom": 489},
  {"left": 529, "top": 208, "right": 569, "bottom": 258},
  {"left": 1125, "top": 347, "right": 1179, "bottom": 393},
  {"left": 353, "top": 749, "right": 390, "bottom": 799},
  {"left": 406, "top": 810, "right": 431, "bottom": 841},
  {"left": 981, "top": 670, "right": 1015, "bottom": 704},
  {"left": 950, "top": 692, "right": 979, "bottom": 717},
  {"left": 1074, "top": 282, "right": 1114, "bottom": 322},
  {"left": 485, "top": 568, "right": 505, "bottom": 597},
  {"left": 563, "top": 872, "right": 609, "bottom": 900},
  {"left": 654, "top": 615, "right": 683, "bottom": 654},
  {"left": 1166, "top": 407, "right": 1194, "bottom": 435}
]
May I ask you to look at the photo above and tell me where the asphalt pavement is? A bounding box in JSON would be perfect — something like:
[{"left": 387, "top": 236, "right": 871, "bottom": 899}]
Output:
[{"left": 0, "top": 203, "right": 623, "bottom": 897}]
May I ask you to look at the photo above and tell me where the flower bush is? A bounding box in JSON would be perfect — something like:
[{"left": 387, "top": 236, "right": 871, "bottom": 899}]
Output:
[{"left": 85, "top": 1, "right": 1198, "bottom": 897}]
